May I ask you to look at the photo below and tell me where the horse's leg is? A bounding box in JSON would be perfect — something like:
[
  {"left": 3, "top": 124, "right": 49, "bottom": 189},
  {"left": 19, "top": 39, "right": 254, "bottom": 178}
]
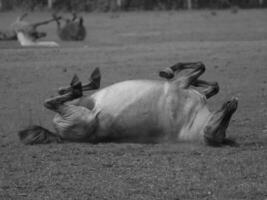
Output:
[
  {"left": 171, "top": 62, "right": 206, "bottom": 89},
  {"left": 204, "top": 97, "right": 238, "bottom": 146},
  {"left": 159, "top": 62, "right": 205, "bottom": 79},
  {"left": 52, "top": 14, "right": 62, "bottom": 28},
  {"left": 160, "top": 62, "right": 219, "bottom": 98},
  {"left": 18, "top": 13, "right": 28, "bottom": 21},
  {"left": 191, "top": 79, "right": 219, "bottom": 99},
  {"left": 44, "top": 76, "right": 99, "bottom": 142},
  {"left": 28, "top": 16, "right": 61, "bottom": 41},
  {"left": 0, "top": 30, "right": 17, "bottom": 41},
  {"left": 58, "top": 67, "right": 101, "bottom": 95},
  {"left": 44, "top": 75, "right": 82, "bottom": 112},
  {"left": 32, "top": 17, "right": 61, "bottom": 29}
]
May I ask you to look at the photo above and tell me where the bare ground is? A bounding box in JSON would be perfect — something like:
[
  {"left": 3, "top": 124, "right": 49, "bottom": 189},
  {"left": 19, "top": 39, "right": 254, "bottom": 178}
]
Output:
[{"left": 0, "top": 9, "right": 267, "bottom": 200}]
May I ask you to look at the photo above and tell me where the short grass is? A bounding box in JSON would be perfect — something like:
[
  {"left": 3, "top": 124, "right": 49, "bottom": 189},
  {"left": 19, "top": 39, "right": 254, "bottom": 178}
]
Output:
[{"left": 0, "top": 9, "right": 267, "bottom": 200}]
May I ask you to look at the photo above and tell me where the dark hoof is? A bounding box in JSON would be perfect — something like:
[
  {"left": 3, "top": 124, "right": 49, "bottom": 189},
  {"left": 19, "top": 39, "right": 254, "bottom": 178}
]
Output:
[
  {"left": 159, "top": 68, "right": 174, "bottom": 79},
  {"left": 58, "top": 87, "right": 70, "bottom": 95},
  {"left": 71, "top": 78, "right": 83, "bottom": 98},
  {"left": 223, "top": 97, "right": 238, "bottom": 114},
  {"left": 70, "top": 74, "right": 80, "bottom": 87},
  {"left": 90, "top": 67, "right": 101, "bottom": 89}
]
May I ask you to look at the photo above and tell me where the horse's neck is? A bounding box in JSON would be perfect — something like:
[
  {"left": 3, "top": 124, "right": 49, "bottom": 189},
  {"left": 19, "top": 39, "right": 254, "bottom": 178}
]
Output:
[
  {"left": 16, "top": 32, "right": 35, "bottom": 46},
  {"left": 177, "top": 89, "right": 211, "bottom": 141}
]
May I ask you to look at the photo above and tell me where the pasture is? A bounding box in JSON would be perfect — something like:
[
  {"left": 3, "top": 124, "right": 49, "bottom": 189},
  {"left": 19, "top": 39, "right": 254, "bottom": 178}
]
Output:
[{"left": 0, "top": 9, "right": 267, "bottom": 200}]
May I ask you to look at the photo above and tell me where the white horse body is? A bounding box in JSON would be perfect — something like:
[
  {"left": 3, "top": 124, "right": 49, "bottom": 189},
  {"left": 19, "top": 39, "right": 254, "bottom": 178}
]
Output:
[
  {"left": 17, "top": 32, "right": 59, "bottom": 47},
  {"left": 18, "top": 64, "right": 238, "bottom": 146},
  {"left": 77, "top": 80, "right": 210, "bottom": 143}
]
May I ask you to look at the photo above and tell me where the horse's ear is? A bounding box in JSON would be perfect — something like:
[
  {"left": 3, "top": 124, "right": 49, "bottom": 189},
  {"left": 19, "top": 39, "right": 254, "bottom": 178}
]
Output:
[{"left": 79, "top": 17, "right": 83, "bottom": 26}]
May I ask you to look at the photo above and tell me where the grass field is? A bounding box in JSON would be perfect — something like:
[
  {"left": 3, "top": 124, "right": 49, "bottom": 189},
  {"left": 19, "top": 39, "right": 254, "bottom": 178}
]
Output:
[{"left": 0, "top": 9, "right": 267, "bottom": 200}]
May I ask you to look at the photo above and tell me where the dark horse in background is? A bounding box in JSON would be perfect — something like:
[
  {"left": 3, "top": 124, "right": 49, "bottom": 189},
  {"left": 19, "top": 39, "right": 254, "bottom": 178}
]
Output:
[
  {"left": 53, "top": 13, "right": 86, "bottom": 41},
  {"left": 19, "top": 62, "right": 238, "bottom": 146}
]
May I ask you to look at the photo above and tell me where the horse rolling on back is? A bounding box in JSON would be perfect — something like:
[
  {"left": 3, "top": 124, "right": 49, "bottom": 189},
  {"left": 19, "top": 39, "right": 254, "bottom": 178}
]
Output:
[
  {"left": 19, "top": 62, "right": 238, "bottom": 146},
  {"left": 11, "top": 13, "right": 59, "bottom": 47}
]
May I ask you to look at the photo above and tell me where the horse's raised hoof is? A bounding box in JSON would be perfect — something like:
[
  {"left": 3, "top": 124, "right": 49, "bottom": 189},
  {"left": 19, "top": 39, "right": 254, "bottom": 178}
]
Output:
[
  {"left": 159, "top": 68, "right": 174, "bottom": 79},
  {"left": 223, "top": 97, "right": 238, "bottom": 114},
  {"left": 90, "top": 67, "right": 101, "bottom": 89},
  {"left": 71, "top": 74, "right": 83, "bottom": 98}
]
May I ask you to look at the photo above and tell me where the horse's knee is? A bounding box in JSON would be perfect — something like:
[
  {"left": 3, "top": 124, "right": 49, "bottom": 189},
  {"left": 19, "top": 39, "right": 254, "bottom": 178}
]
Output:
[
  {"left": 206, "top": 82, "right": 219, "bottom": 98},
  {"left": 195, "top": 62, "right": 206, "bottom": 73}
]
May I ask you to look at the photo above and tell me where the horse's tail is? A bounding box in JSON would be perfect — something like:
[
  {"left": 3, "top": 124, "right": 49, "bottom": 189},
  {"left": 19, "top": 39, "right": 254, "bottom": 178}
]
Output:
[{"left": 18, "top": 125, "right": 62, "bottom": 145}]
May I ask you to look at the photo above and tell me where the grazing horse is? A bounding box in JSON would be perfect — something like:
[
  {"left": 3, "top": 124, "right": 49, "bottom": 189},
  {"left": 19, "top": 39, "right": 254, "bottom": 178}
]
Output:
[
  {"left": 18, "top": 62, "right": 238, "bottom": 146},
  {"left": 53, "top": 13, "right": 86, "bottom": 41}
]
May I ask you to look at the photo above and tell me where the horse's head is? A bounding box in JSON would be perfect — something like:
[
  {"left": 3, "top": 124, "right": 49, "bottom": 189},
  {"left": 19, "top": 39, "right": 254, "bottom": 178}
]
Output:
[
  {"left": 204, "top": 97, "right": 238, "bottom": 146},
  {"left": 53, "top": 106, "right": 101, "bottom": 142}
]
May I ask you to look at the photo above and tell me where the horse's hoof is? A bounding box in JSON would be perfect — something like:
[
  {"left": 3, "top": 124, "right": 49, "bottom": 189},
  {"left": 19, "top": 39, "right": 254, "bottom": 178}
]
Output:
[{"left": 159, "top": 68, "right": 174, "bottom": 79}]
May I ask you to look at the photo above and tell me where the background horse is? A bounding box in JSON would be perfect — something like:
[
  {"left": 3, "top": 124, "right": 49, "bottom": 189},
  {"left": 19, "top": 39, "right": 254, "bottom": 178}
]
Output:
[
  {"left": 1, "top": 13, "right": 60, "bottom": 47},
  {"left": 53, "top": 13, "right": 86, "bottom": 41}
]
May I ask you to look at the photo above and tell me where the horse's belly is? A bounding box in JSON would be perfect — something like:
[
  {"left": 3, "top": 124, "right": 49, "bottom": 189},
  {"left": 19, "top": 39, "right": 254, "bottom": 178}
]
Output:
[
  {"left": 99, "top": 105, "right": 163, "bottom": 142},
  {"left": 91, "top": 81, "right": 166, "bottom": 142}
]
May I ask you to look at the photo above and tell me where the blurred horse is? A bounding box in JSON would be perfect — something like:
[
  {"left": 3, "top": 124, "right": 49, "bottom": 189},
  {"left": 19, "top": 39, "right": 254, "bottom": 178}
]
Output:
[
  {"left": 53, "top": 13, "right": 86, "bottom": 41},
  {"left": 19, "top": 62, "right": 238, "bottom": 146},
  {"left": 1, "top": 13, "right": 59, "bottom": 47}
]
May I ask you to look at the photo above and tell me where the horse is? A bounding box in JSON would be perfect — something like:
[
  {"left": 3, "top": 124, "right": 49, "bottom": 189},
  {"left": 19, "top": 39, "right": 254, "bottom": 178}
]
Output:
[
  {"left": 53, "top": 13, "right": 86, "bottom": 41},
  {"left": 11, "top": 13, "right": 59, "bottom": 47},
  {"left": 18, "top": 62, "right": 238, "bottom": 146}
]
